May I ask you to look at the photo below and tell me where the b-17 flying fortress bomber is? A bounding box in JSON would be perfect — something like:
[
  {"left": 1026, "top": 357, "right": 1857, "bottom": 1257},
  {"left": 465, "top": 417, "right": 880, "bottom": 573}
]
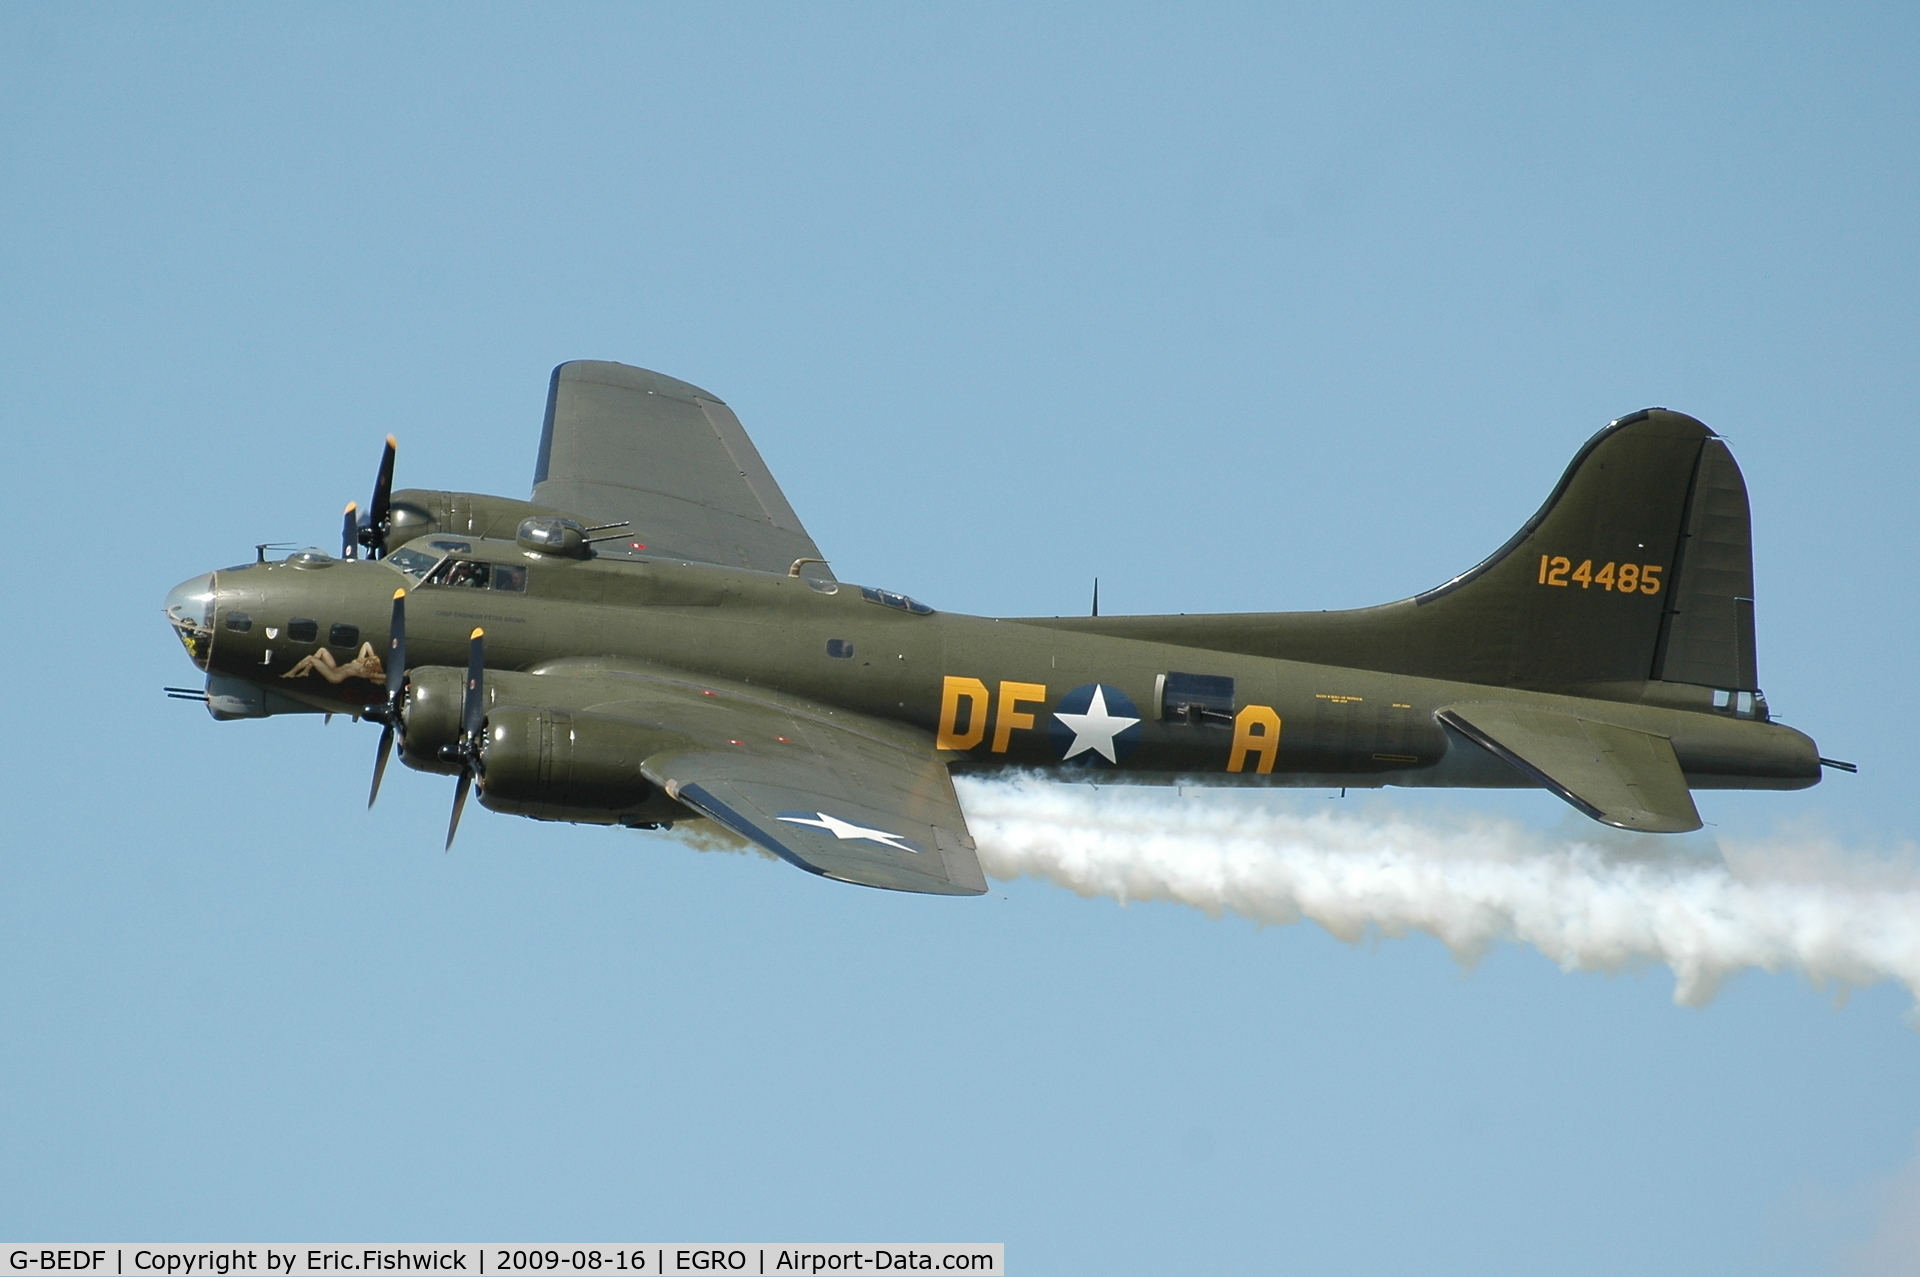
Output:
[{"left": 164, "top": 361, "right": 1843, "bottom": 895}]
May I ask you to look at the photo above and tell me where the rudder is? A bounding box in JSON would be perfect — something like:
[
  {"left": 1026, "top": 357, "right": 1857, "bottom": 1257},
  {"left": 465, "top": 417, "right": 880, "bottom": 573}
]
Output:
[{"left": 1650, "top": 435, "right": 1758, "bottom": 691}]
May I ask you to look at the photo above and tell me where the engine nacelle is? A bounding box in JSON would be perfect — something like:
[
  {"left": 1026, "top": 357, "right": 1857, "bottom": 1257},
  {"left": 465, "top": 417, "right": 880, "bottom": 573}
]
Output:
[
  {"left": 477, "top": 706, "right": 690, "bottom": 824},
  {"left": 398, "top": 666, "right": 537, "bottom": 776},
  {"left": 396, "top": 666, "right": 465, "bottom": 775}
]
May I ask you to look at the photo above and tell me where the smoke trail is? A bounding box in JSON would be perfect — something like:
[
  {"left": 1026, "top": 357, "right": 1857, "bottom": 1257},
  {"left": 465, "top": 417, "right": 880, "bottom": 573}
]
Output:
[{"left": 955, "top": 775, "right": 1920, "bottom": 1009}]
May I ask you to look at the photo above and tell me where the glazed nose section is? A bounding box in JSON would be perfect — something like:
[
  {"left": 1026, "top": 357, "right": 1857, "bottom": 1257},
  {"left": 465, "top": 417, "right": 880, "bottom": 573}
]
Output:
[{"left": 164, "top": 572, "right": 218, "bottom": 669}]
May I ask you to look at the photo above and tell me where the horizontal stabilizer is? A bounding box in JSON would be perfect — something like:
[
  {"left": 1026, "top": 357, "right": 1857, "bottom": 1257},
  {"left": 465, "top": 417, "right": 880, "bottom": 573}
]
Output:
[{"left": 1437, "top": 703, "right": 1701, "bottom": 833}]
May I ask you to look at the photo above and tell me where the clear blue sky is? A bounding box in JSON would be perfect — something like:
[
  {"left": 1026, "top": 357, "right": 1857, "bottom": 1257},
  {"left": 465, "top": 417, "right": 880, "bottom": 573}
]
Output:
[{"left": 2, "top": 5, "right": 1917, "bottom": 1273}]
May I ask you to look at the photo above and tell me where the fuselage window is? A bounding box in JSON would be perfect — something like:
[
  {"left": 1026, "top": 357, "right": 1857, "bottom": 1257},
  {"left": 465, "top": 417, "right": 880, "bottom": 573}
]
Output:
[
  {"left": 826, "top": 638, "right": 854, "bottom": 659},
  {"left": 329, "top": 623, "right": 361, "bottom": 648},
  {"left": 1711, "top": 689, "right": 1761, "bottom": 718},
  {"left": 1159, "top": 671, "right": 1236, "bottom": 725},
  {"left": 859, "top": 586, "right": 934, "bottom": 615},
  {"left": 225, "top": 612, "right": 253, "bottom": 632},
  {"left": 288, "top": 618, "right": 319, "bottom": 643},
  {"left": 491, "top": 564, "right": 527, "bottom": 592}
]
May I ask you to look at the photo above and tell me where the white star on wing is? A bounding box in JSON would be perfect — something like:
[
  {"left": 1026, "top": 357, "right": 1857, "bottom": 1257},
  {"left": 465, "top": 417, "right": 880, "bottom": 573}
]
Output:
[
  {"left": 777, "top": 811, "right": 921, "bottom": 853},
  {"left": 1052, "top": 684, "right": 1141, "bottom": 764}
]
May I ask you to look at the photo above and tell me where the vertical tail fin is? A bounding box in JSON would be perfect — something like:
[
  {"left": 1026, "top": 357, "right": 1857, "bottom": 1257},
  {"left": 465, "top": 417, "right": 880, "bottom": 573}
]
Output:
[{"left": 1404, "top": 408, "right": 1759, "bottom": 694}]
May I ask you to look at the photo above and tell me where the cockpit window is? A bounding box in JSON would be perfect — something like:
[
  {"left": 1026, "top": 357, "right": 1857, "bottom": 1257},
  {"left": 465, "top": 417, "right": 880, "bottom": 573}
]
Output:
[
  {"left": 426, "top": 559, "right": 490, "bottom": 589},
  {"left": 386, "top": 547, "right": 439, "bottom": 582},
  {"left": 417, "top": 557, "right": 528, "bottom": 593},
  {"left": 428, "top": 539, "right": 472, "bottom": 554},
  {"left": 859, "top": 586, "right": 934, "bottom": 615}
]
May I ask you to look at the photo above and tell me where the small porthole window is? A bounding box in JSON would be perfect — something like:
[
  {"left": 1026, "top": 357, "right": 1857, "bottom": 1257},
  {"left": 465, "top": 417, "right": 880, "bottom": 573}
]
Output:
[
  {"left": 329, "top": 623, "right": 361, "bottom": 648},
  {"left": 288, "top": 618, "right": 318, "bottom": 643},
  {"left": 224, "top": 612, "right": 253, "bottom": 632},
  {"left": 826, "top": 639, "right": 855, "bottom": 659}
]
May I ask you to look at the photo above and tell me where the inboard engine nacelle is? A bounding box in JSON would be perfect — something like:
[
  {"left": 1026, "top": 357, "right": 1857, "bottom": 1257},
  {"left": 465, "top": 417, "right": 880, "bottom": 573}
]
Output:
[{"left": 478, "top": 707, "right": 686, "bottom": 816}]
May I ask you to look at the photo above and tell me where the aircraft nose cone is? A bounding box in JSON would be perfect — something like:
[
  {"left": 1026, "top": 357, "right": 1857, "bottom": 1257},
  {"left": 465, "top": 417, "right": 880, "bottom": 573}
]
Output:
[{"left": 164, "top": 572, "right": 218, "bottom": 669}]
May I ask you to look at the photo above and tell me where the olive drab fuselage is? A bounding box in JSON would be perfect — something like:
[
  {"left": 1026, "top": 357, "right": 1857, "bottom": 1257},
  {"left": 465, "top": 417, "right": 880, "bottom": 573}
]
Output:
[{"left": 172, "top": 542, "right": 1820, "bottom": 800}]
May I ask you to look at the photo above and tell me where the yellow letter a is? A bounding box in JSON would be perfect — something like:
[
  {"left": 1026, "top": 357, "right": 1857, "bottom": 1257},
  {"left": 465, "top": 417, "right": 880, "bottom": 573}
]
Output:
[{"left": 1228, "top": 705, "right": 1282, "bottom": 774}]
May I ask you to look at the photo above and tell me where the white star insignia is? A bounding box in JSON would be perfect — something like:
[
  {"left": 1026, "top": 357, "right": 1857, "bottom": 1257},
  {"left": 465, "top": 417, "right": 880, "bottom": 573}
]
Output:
[
  {"left": 1052, "top": 684, "right": 1141, "bottom": 764},
  {"left": 777, "top": 811, "right": 922, "bottom": 854}
]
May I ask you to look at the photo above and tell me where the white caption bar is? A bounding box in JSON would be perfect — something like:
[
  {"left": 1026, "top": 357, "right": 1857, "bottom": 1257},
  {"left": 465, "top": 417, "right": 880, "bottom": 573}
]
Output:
[{"left": 3, "top": 1249, "right": 1002, "bottom": 1277}]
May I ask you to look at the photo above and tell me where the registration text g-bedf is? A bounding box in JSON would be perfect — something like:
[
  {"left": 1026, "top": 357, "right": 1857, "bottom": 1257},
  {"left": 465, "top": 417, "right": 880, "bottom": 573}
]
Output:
[{"left": 11, "top": 1254, "right": 107, "bottom": 1272}]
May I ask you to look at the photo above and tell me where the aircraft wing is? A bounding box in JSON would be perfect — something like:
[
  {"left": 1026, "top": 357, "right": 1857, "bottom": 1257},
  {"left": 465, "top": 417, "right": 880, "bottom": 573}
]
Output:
[
  {"left": 1436, "top": 703, "right": 1702, "bottom": 833},
  {"left": 543, "top": 666, "right": 985, "bottom": 895},
  {"left": 650, "top": 742, "right": 988, "bottom": 896},
  {"left": 531, "top": 360, "right": 831, "bottom": 578}
]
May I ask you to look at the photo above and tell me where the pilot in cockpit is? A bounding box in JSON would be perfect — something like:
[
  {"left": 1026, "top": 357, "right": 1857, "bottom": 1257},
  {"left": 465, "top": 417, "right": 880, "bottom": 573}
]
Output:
[{"left": 430, "top": 559, "right": 491, "bottom": 589}]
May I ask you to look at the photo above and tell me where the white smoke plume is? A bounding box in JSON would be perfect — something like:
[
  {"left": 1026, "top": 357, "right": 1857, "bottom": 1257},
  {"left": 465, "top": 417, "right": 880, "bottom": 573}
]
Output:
[{"left": 955, "top": 775, "right": 1920, "bottom": 1010}]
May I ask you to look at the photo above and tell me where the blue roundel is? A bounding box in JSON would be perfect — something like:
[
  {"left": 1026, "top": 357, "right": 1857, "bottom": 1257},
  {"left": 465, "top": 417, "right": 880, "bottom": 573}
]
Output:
[{"left": 1048, "top": 683, "right": 1144, "bottom": 766}]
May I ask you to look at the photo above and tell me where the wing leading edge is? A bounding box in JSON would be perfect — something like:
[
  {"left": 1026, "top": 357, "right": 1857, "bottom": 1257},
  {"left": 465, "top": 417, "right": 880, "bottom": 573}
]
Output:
[{"left": 531, "top": 360, "right": 831, "bottom": 577}]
